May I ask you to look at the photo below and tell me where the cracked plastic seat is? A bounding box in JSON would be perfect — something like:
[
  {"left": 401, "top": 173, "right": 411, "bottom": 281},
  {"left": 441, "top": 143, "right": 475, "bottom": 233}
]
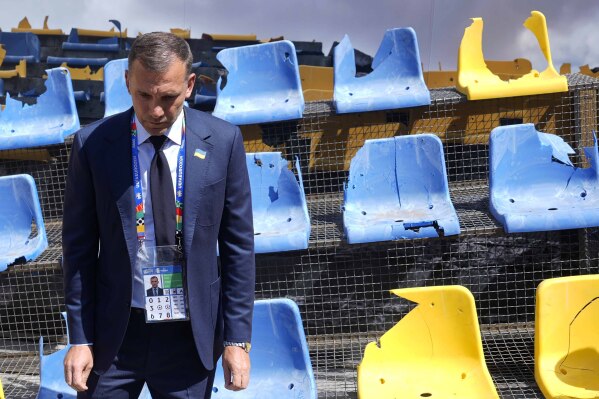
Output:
[
  {"left": 343, "top": 134, "right": 459, "bottom": 244},
  {"left": 103, "top": 58, "right": 131, "bottom": 117},
  {"left": 0, "top": 67, "right": 80, "bottom": 150},
  {"left": 489, "top": 123, "right": 599, "bottom": 233},
  {"left": 535, "top": 274, "right": 599, "bottom": 399},
  {"left": 457, "top": 11, "right": 567, "bottom": 100},
  {"left": 62, "top": 28, "right": 120, "bottom": 52},
  {"left": 333, "top": 28, "right": 430, "bottom": 114},
  {"left": 358, "top": 286, "right": 498, "bottom": 399},
  {"left": 247, "top": 152, "right": 310, "bottom": 253},
  {"left": 0, "top": 31, "right": 39, "bottom": 63},
  {"left": 0, "top": 174, "right": 47, "bottom": 272},
  {"left": 212, "top": 40, "right": 305, "bottom": 125},
  {"left": 212, "top": 299, "right": 317, "bottom": 398}
]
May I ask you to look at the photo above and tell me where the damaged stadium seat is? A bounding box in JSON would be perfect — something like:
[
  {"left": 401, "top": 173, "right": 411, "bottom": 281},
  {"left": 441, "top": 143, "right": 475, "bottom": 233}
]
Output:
[
  {"left": 358, "top": 286, "right": 498, "bottom": 399},
  {"left": 212, "top": 299, "right": 317, "bottom": 398},
  {"left": 62, "top": 28, "right": 120, "bottom": 52},
  {"left": 247, "top": 152, "right": 310, "bottom": 253},
  {"left": 457, "top": 11, "right": 567, "bottom": 100},
  {"left": 0, "top": 31, "right": 40, "bottom": 63},
  {"left": 343, "top": 134, "right": 460, "bottom": 244},
  {"left": 103, "top": 58, "right": 130, "bottom": 117},
  {"left": 535, "top": 274, "right": 599, "bottom": 399},
  {"left": 212, "top": 40, "right": 305, "bottom": 125},
  {"left": 489, "top": 123, "right": 599, "bottom": 233},
  {"left": 0, "top": 67, "right": 80, "bottom": 150},
  {"left": 0, "top": 174, "right": 47, "bottom": 272},
  {"left": 333, "top": 28, "right": 431, "bottom": 114}
]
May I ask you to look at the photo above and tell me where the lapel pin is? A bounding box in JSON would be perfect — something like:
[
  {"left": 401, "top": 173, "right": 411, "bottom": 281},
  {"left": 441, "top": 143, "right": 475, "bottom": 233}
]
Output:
[{"left": 194, "top": 149, "right": 207, "bottom": 159}]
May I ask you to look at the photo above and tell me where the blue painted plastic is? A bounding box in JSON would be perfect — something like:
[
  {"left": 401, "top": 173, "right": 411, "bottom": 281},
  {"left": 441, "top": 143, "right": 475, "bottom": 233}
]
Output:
[
  {"left": 39, "top": 300, "right": 315, "bottom": 399},
  {"left": 489, "top": 123, "right": 599, "bottom": 233},
  {"left": 247, "top": 152, "right": 310, "bottom": 253},
  {"left": 333, "top": 28, "right": 431, "bottom": 114},
  {"left": 103, "top": 58, "right": 131, "bottom": 117},
  {"left": 0, "top": 174, "right": 47, "bottom": 272},
  {"left": 213, "top": 40, "right": 305, "bottom": 125},
  {"left": 0, "top": 67, "right": 80, "bottom": 151},
  {"left": 47, "top": 56, "right": 109, "bottom": 67},
  {"left": 0, "top": 31, "right": 40, "bottom": 63},
  {"left": 62, "top": 28, "right": 119, "bottom": 52},
  {"left": 212, "top": 298, "right": 317, "bottom": 398},
  {"left": 343, "top": 135, "right": 460, "bottom": 244}
]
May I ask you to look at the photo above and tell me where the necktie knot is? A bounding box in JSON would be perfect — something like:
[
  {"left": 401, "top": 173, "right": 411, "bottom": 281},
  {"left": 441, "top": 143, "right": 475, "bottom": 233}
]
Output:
[{"left": 149, "top": 135, "right": 168, "bottom": 153}]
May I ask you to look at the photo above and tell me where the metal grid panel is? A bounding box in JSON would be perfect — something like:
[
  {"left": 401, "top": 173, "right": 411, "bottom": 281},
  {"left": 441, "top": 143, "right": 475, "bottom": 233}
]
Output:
[{"left": 0, "top": 74, "right": 598, "bottom": 398}]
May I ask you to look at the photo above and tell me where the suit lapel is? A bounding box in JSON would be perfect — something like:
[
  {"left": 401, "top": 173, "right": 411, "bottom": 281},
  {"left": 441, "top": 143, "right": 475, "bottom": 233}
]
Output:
[
  {"left": 183, "top": 109, "right": 214, "bottom": 254},
  {"left": 104, "top": 109, "right": 137, "bottom": 272}
]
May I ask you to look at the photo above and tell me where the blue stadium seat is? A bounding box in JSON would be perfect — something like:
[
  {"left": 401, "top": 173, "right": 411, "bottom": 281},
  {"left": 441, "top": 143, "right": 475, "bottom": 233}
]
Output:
[
  {"left": 489, "top": 123, "right": 599, "bottom": 233},
  {"left": 0, "top": 174, "right": 47, "bottom": 271},
  {"left": 0, "top": 67, "right": 80, "bottom": 150},
  {"left": 333, "top": 28, "right": 431, "bottom": 114},
  {"left": 213, "top": 40, "right": 305, "bottom": 125},
  {"left": 0, "top": 31, "right": 40, "bottom": 63},
  {"left": 62, "top": 28, "right": 120, "bottom": 52},
  {"left": 247, "top": 152, "right": 310, "bottom": 253},
  {"left": 103, "top": 58, "right": 130, "bottom": 117},
  {"left": 343, "top": 135, "right": 460, "bottom": 244},
  {"left": 212, "top": 299, "right": 317, "bottom": 398},
  {"left": 47, "top": 56, "right": 109, "bottom": 67},
  {"left": 39, "top": 300, "right": 315, "bottom": 399},
  {"left": 37, "top": 313, "right": 74, "bottom": 399}
]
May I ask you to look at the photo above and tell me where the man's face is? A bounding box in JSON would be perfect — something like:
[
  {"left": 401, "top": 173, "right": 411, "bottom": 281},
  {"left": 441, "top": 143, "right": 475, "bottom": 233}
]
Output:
[
  {"left": 125, "top": 58, "right": 195, "bottom": 136},
  {"left": 150, "top": 277, "right": 159, "bottom": 288}
]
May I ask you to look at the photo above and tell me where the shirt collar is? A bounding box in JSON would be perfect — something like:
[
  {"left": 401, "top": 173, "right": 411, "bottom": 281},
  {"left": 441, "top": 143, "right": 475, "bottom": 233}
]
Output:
[{"left": 135, "top": 109, "right": 184, "bottom": 146}]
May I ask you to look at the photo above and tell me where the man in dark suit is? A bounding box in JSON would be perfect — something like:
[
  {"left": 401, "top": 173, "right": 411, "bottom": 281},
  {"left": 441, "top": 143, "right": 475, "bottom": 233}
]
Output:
[
  {"left": 62, "top": 32, "right": 255, "bottom": 398},
  {"left": 146, "top": 276, "right": 164, "bottom": 297}
]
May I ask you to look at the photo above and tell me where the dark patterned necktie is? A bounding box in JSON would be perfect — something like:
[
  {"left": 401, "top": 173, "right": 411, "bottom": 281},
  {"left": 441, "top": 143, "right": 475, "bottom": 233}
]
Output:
[{"left": 149, "top": 135, "right": 176, "bottom": 246}]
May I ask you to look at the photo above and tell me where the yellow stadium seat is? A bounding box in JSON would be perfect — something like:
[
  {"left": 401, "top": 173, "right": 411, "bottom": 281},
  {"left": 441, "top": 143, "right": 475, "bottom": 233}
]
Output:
[
  {"left": 170, "top": 28, "right": 190, "bottom": 39},
  {"left": 0, "top": 377, "right": 4, "bottom": 399},
  {"left": 0, "top": 46, "right": 26, "bottom": 78},
  {"left": 77, "top": 27, "right": 128, "bottom": 38},
  {"left": 11, "top": 16, "right": 63, "bottom": 35},
  {"left": 535, "top": 274, "right": 599, "bottom": 399},
  {"left": 299, "top": 65, "right": 333, "bottom": 101},
  {"left": 457, "top": 11, "right": 567, "bottom": 100},
  {"left": 358, "top": 285, "right": 498, "bottom": 399}
]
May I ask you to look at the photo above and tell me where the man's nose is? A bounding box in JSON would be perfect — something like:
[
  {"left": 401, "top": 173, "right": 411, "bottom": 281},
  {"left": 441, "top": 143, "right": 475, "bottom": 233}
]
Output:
[{"left": 149, "top": 103, "right": 164, "bottom": 119}]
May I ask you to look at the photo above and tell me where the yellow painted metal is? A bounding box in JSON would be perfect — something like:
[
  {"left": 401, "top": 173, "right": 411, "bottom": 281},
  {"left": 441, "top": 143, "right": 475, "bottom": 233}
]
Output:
[
  {"left": 535, "top": 274, "right": 599, "bottom": 399},
  {"left": 424, "top": 58, "right": 533, "bottom": 89},
  {"left": 358, "top": 286, "right": 499, "bottom": 399},
  {"left": 77, "top": 27, "right": 127, "bottom": 38},
  {"left": 12, "top": 16, "right": 63, "bottom": 35},
  {"left": 202, "top": 33, "right": 257, "bottom": 41},
  {"left": 457, "top": 11, "right": 567, "bottom": 100},
  {"left": 170, "top": 28, "right": 190, "bottom": 39},
  {"left": 0, "top": 149, "right": 52, "bottom": 162},
  {"left": 0, "top": 59, "right": 26, "bottom": 79},
  {"left": 578, "top": 65, "right": 599, "bottom": 78},
  {"left": 299, "top": 65, "right": 333, "bottom": 101},
  {"left": 0, "top": 46, "right": 27, "bottom": 78},
  {"left": 560, "top": 63, "right": 572, "bottom": 74},
  {"left": 47, "top": 63, "right": 104, "bottom": 81}
]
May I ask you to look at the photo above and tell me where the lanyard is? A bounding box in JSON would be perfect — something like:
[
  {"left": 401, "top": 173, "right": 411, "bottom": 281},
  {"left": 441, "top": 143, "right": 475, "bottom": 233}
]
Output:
[{"left": 131, "top": 113, "right": 186, "bottom": 248}]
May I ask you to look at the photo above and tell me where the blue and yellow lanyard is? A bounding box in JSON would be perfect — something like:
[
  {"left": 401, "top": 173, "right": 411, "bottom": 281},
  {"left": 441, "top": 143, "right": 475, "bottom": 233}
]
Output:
[{"left": 130, "top": 114, "right": 186, "bottom": 248}]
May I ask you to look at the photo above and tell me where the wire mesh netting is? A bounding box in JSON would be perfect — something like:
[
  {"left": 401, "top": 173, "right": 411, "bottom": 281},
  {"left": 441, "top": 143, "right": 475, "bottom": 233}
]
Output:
[{"left": 0, "top": 74, "right": 598, "bottom": 398}]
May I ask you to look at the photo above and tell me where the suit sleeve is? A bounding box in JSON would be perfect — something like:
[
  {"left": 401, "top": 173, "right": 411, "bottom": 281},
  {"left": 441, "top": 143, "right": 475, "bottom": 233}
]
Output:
[
  {"left": 218, "top": 127, "right": 255, "bottom": 343},
  {"left": 62, "top": 132, "right": 99, "bottom": 345}
]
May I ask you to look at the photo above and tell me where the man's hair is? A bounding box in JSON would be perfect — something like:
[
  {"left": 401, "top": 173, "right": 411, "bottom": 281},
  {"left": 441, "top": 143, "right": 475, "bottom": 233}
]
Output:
[{"left": 128, "top": 32, "right": 193, "bottom": 76}]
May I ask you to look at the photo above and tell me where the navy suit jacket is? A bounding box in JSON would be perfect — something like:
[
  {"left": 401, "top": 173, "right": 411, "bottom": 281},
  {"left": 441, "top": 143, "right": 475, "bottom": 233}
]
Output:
[{"left": 62, "top": 107, "right": 255, "bottom": 373}]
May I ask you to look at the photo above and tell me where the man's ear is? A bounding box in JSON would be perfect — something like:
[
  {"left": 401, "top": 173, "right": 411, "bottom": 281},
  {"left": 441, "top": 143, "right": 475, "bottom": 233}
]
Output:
[
  {"left": 125, "top": 70, "right": 130, "bottom": 94},
  {"left": 186, "top": 73, "right": 196, "bottom": 98}
]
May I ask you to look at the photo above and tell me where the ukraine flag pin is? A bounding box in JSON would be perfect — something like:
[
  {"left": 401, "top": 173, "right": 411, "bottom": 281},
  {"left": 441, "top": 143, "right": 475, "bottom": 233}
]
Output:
[{"left": 194, "top": 149, "right": 206, "bottom": 159}]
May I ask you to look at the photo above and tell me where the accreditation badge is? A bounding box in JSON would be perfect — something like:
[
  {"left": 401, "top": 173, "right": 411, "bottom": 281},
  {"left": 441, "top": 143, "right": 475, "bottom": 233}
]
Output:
[{"left": 139, "top": 245, "right": 189, "bottom": 323}]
